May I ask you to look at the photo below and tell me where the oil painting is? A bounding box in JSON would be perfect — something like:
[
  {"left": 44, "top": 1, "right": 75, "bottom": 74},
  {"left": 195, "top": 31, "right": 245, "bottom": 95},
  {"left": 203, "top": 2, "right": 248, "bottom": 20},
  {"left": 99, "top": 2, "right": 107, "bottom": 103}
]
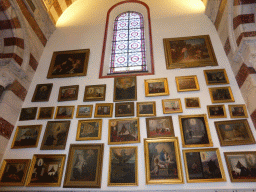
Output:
[
  {"left": 94, "top": 103, "right": 113, "bottom": 118},
  {"left": 204, "top": 69, "right": 229, "bottom": 85},
  {"left": 137, "top": 101, "right": 156, "bottom": 117},
  {"left": 37, "top": 107, "right": 55, "bottom": 120},
  {"left": 31, "top": 83, "right": 53, "bottom": 102},
  {"left": 55, "top": 106, "right": 74, "bottom": 119},
  {"left": 76, "top": 105, "right": 93, "bottom": 118},
  {"left": 114, "top": 76, "right": 136, "bottom": 101},
  {"left": 76, "top": 119, "right": 102, "bottom": 141},
  {"left": 209, "top": 86, "right": 235, "bottom": 103},
  {"left": 175, "top": 75, "right": 199, "bottom": 92},
  {"left": 185, "top": 97, "right": 200, "bottom": 108},
  {"left": 115, "top": 102, "right": 134, "bottom": 117},
  {"left": 207, "top": 105, "right": 226, "bottom": 119},
  {"left": 228, "top": 104, "right": 248, "bottom": 118},
  {"left": 144, "top": 78, "right": 169, "bottom": 97},
  {"left": 84, "top": 84, "right": 106, "bottom": 101},
  {"left": 162, "top": 99, "right": 183, "bottom": 114},
  {"left": 58, "top": 85, "right": 79, "bottom": 101},
  {"left": 19, "top": 107, "right": 37, "bottom": 121}
]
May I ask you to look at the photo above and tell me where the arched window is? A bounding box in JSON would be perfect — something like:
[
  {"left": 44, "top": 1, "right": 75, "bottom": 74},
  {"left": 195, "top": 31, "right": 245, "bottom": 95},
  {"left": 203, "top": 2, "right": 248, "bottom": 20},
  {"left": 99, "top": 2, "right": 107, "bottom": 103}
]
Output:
[{"left": 109, "top": 11, "right": 147, "bottom": 74}]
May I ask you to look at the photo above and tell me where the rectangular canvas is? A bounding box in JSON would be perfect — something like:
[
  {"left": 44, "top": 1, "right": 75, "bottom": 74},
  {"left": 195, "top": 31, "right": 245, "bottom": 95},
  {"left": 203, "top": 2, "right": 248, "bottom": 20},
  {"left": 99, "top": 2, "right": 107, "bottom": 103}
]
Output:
[
  {"left": 19, "top": 107, "right": 37, "bottom": 121},
  {"left": 55, "top": 106, "right": 74, "bottom": 119},
  {"left": 175, "top": 75, "right": 200, "bottom": 92},
  {"left": 137, "top": 101, "right": 156, "bottom": 117},
  {"left": 162, "top": 99, "right": 183, "bottom": 114},
  {"left": 84, "top": 84, "right": 106, "bottom": 101},
  {"left": 209, "top": 86, "right": 235, "bottom": 103},
  {"left": 204, "top": 69, "right": 229, "bottom": 85},
  {"left": 58, "top": 85, "right": 79, "bottom": 101},
  {"left": 94, "top": 103, "right": 113, "bottom": 118},
  {"left": 115, "top": 102, "right": 134, "bottom": 117},
  {"left": 76, "top": 105, "right": 93, "bottom": 118},
  {"left": 37, "top": 107, "right": 55, "bottom": 120},
  {"left": 185, "top": 97, "right": 201, "bottom": 108},
  {"left": 76, "top": 119, "right": 102, "bottom": 141},
  {"left": 144, "top": 78, "right": 169, "bottom": 97},
  {"left": 114, "top": 76, "right": 137, "bottom": 102},
  {"left": 31, "top": 83, "right": 53, "bottom": 102},
  {"left": 207, "top": 105, "right": 227, "bottom": 119},
  {"left": 228, "top": 104, "right": 248, "bottom": 118}
]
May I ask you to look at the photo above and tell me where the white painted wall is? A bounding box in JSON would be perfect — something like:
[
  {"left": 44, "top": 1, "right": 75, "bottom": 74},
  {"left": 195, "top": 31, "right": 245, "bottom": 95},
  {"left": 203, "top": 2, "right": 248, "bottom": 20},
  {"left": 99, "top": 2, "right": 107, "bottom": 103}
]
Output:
[{"left": 2, "top": 2, "right": 256, "bottom": 191}]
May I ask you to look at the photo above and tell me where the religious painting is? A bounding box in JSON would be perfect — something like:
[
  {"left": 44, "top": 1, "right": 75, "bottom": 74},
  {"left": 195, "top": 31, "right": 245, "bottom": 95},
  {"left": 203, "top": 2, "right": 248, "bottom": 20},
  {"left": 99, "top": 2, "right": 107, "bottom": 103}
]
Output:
[
  {"left": 175, "top": 75, "right": 200, "bottom": 92},
  {"left": 55, "top": 106, "right": 74, "bottom": 119},
  {"left": 144, "top": 137, "right": 184, "bottom": 184},
  {"left": 47, "top": 49, "right": 90, "bottom": 79},
  {"left": 108, "top": 146, "right": 138, "bottom": 186},
  {"left": 207, "top": 105, "right": 227, "bottom": 119},
  {"left": 183, "top": 148, "right": 226, "bottom": 183},
  {"left": 162, "top": 99, "right": 183, "bottom": 114},
  {"left": 31, "top": 83, "right": 53, "bottom": 102},
  {"left": 228, "top": 104, "right": 248, "bottom": 118},
  {"left": 224, "top": 151, "right": 256, "bottom": 182},
  {"left": 76, "top": 119, "right": 102, "bottom": 141},
  {"left": 115, "top": 102, "right": 134, "bottom": 117},
  {"left": 37, "top": 107, "right": 55, "bottom": 120},
  {"left": 114, "top": 76, "right": 137, "bottom": 102},
  {"left": 94, "top": 103, "right": 113, "bottom": 118},
  {"left": 144, "top": 78, "right": 169, "bottom": 97},
  {"left": 178, "top": 114, "right": 213, "bottom": 148},
  {"left": 63, "top": 144, "right": 104, "bottom": 188},
  {"left": 76, "top": 105, "right": 93, "bottom": 118},
  {"left": 58, "top": 85, "right": 79, "bottom": 102},
  {"left": 137, "top": 101, "right": 156, "bottom": 117},
  {"left": 204, "top": 69, "right": 229, "bottom": 85},
  {"left": 40, "top": 120, "right": 71, "bottom": 150},
  {"left": 19, "top": 107, "right": 37, "bottom": 121},
  {"left": 83, "top": 84, "right": 106, "bottom": 102},
  {"left": 214, "top": 119, "right": 255, "bottom": 146},
  {"left": 0, "top": 159, "right": 30, "bottom": 186},
  {"left": 11, "top": 125, "right": 42, "bottom": 149},
  {"left": 26, "top": 154, "right": 66, "bottom": 187},
  {"left": 163, "top": 35, "right": 218, "bottom": 69},
  {"left": 146, "top": 116, "right": 175, "bottom": 138},
  {"left": 209, "top": 86, "right": 235, "bottom": 103},
  {"left": 108, "top": 118, "right": 140, "bottom": 145},
  {"left": 185, "top": 97, "right": 201, "bottom": 108}
]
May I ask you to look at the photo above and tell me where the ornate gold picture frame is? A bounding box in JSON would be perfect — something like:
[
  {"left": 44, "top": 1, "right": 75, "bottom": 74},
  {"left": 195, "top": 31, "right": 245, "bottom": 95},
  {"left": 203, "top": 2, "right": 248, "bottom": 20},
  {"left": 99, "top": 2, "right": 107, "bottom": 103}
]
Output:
[
  {"left": 207, "top": 105, "right": 227, "bottom": 119},
  {"left": 76, "top": 119, "right": 102, "bottom": 141},
  {"left": 175, "top": 75, "right": 200, "bottom": 92},
  {"left": 137, "top": 101, "right": 156, "bottom": 117},
  {"left": 94, "top": 103, "right": 113, "bottom": 118},
  {"left": 209, "top": 86, "right": 235, "bottom": 103},
  {"left": 204, "top": 69, "right": 229, "bottom": 85},
  {"left": 144, "top": 78, "right": 169, "bottom": 97},
  {"left": 162, "top": 99, "right": 183, "bottom": 114},
  {"left": 228, "top": 104, "right": 248, "bottom": 118}
]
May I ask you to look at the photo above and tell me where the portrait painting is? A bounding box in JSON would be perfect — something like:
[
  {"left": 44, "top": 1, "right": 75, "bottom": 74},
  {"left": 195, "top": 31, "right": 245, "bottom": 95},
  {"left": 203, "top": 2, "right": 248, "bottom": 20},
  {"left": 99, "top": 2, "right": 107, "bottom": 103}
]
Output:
[
  {"left": 115, "top": 102, "right": 134, "bottom": 117},
  {"left": 209, "top": 86, "right": 235, "bottom": 103},
  {"left": 11, "top": 125, "right": 42, "bottom": 149},
  {"left": 162, "top": 99, "right": 183, "bottom": 114},
  {"left": 47, "top": 49, "right": 90, "bottom": 78},
  {"left": 163, "top": 35, "right": 218, "bottom": 69},
  {"left": 37, "top": 107, "right": 55, "bottom": 120},
  {"left": 58, "top": 85, "right": 79, "bottom": 101},
  {"left": 114, "top": 76, "right": 137, "bottom": 102},
  {"left": 185, "top": 97, "right": 200, "bottom": 108},
  {"left": 183, "top": 148, "right": 226, "bottom": 183},
  {"left": 94, "top": 103, "right": 113, "bottom": 118},
  {"left": 63, "top": 144, "right": 104, "bottom": 188},
  {"left": 175, "top": 75, "right": 200, "bottom": 92},
  {"left": 84, "top": 84, "right": 106, "bottom": 101},
  {"left": 108, "top": 146, "right": 138, "bottom": 186},
  {"left": 228, "top": 104, "right": 248, "bottom": 118},
  {"left": 31, "top": 83, "right": 53, "bottom": 102},
  {"left": 146, "top": 116, "right": 175, "bottom": 138},
  {"left": 55, "top": 106, "right": 74, "bottom": 119},
  {"left": 144, "top": 137, "right": 183, "bottom": 184},
  {"left": 76, "top": 105, "right": 93, "bottom": 118},
  {"left": 137, "top": 101, "right": 156, "bottom": 117},
  {"left": 108, "top": 118, "right": 140, "bottom": 145},
  {"left": 224, "top": 151, "right": 256, "bottom": 182},
  {"left": 179, "top": 114, "right": 213, "bottom": 148},
  {"left": 204, "top": 69, "right": 229, "bottom": 85},
  {"left": 26, "top": 154, "right": 66, "bottom": 187},
  {"left": 214, "top": 119, "right": 255, "bottom": 146},
  {"left": 19, "top": 107, "right": 37, "bottom": 121},
  {"left": 40, "top": 120, "right": 71, "bottom": 150},
  {"left": 76, "top": 119, "right": 102, "bottom": 141},
  {"left": 0, "top": 159, "right": 30, "bottom": 186},
  {"left": 207, "top": 105, "right": 226, "bottom": 119},
  {"left": 144, "top": 78, "right": 169, "bottom": 97}
]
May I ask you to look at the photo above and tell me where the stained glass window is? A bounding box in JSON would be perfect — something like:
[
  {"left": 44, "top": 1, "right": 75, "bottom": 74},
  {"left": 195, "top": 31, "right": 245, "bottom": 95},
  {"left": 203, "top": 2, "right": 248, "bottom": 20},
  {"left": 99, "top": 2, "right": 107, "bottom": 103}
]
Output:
[{"left": 109, "top": 11, "right": 147, "bottom": 74}]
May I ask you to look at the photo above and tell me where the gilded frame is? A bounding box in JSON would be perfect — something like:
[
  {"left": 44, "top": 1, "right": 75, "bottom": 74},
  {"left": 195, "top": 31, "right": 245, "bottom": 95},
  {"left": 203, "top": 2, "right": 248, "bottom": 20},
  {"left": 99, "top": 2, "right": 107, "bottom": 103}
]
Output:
[
  {"left": 228, "top": 104, "right": 248, "bottom": 118},
  {"left": 184, "top": 97, "right": 201, "bottom": 108},
  {"left": 115, "top": 102, "right": 135, "bottom": 117},
  {"left": 58, "top": 85, "right": 79, "bottom": 102},
  {"left": 19, "top": 107, "right": 37, "bottom": 121},
  {"left": 144, "top": 137, "right": 184, "bottom": 184},
  {"left": 209, "top": 86, "right": 235, "bottom": 103},
  {"left": 175, "top": 75, "right": 200, "bottom": 92},
  {"left": 144, "top": 78, "right": 169, "bottom": 97},
  {"left": 137, "top": 101, "right": 156, "bottom": 117},
  {"left": 162, "top": 99, "right": 183, "bottom": 114},
  {"left": 55, "top": 105, "right": 75, "bottom": 119},
  {"left": 83, "top": 84, "right": 106, "bottom": 102},
  {"left": 94, "top": 103, "right": 113, "bottom": 118},
  {"left": 37, "top": 107, "right": 55, "bottom": 120},
  {"left": 31, "top": 83, "right": 53, "bottom": 102},
  {"left": 204, "top": 69, "right": 229, "bottom": 85},
  {"left": 114, "top": 76, "right": 137, "bottom": 102},
  {"left": 76, "top": 119, "right": 102, "bottom": 141},
  {"left": 207, "top": 105, "right": 227, "bottom": 119},
  {"left": 76, "top": 105, "right": 93, "bottom": 118}
]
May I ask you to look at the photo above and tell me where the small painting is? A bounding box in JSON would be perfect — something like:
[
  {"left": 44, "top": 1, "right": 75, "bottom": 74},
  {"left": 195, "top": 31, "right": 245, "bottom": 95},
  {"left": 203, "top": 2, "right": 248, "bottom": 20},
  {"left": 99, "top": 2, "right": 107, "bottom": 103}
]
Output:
[
  {"left": 114, "top": 76, "right": 137, "bottom": 102},
  {"left": 179, "top": 114, "right": 213, "bottom": 148},
  {"left": 40, "top": 120, "right": 71, "bottom": 150},
  {"left": 144, "top": 137, "right": 184, "bottom": 184},
  {"left": 162, "top": 99, "right": 183, "bottom": 114},
  {"left": 108, "top": 118, "right": 140, "bottom": 145},
  {"left": 175, "top": 75, "right": 200, "bottom": 92},
  {"left": 58, "top": 85, "right": 79, "bottom": 101},
  {"left": 228, "top": 104, "right": 248, "bottom": 118},
  {"left": 214, "top": 119, "right": 255, "bottom": 146},
  {"left": 76, "top": 119, "right": 102, "bottom": 141},
  {"left": 115, "top": 102, "right": 134, "bottom": 117},
  {"left": 47, "top": 49, "right": 90, "bottom": 79},
  {"left": 55, "top": 106, "right": 74, "bottom": 119},
  {"left": 26, "top": 154, "right": 66, "bottom": 187},
  {"left": 84, "top": 84, "right": 106, "bottom": 102},
  {"left": 163, "top": 35, "right": 218, "bottom": 69},
  {"left": 185, "top": 97, "right": 200, "bottom": 108},
  {"left": 63, "top": 144, "right": 104, "bottom": 188},
  {"left": 224, "top": 151, "right": 256, "bottom": 182},
  {"left": 94, "top": 103, "right": 113, "bottom": 118},
  {"left": 31, "top": 83, "right": 53, "bottom": 102},
  {"left": 76, "top": 105, "right": 93, "bottom": 118},
  {"left": 209, "top": 86, "right": 235, "bottom": 103},
  {"left": 108, "top": 146, "right": 138, "bottom": 186},
  {"left": 19, "top": 107, "right": 37, "bottom": 121},
  {"left": 0, "top": 159, "right": 30, "bottom": 186},
  {"left": 146, "top": 116, "right": 175, "bottom": 138},
  {"left": 207, "top": 105, "right": 227, "bottom": 119},
  {"left": 144, "top": 78, "right": 169, "bottom": 97},
  {"left": 37, "top": 107, "right": 54, "bottom": 120},
  {"left": 137, "top": 101, "right": 156, "bottom": 117},
  {"left": 204, "top": 69, "right": 229, "bottom": 85},
  {"left": 11, "top": 125, "right": 42, "bottom": 149},
  {"left": 183, "top": 148, "right": 226, "bottom": 183}
]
